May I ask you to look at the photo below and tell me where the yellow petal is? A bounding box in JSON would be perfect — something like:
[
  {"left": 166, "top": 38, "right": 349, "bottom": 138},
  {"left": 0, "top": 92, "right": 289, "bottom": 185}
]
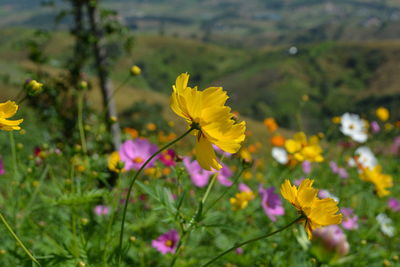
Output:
[
  {"left": 0, "top": 101, "right": 18, "bottom": 119},
  {"left": 280, "top": 180, "right": 298, "bottom": 205},
  {"left": 195, "top": 134, "right": 221, "bottom": 171}
]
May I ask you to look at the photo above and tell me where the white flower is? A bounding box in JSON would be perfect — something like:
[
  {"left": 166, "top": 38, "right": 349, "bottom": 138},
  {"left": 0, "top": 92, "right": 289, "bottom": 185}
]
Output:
[
  {"left": 272, "top": 147, "right": 288, "bottom": 165},
  {"left": 340, "top": 113, "right": 368, "bottom": 143},
  {"left": 376, "top": 213, "right": 395, "bottom": 237},
  {"left": 355, "top": 146, "right": 377, "bottom": 170}
]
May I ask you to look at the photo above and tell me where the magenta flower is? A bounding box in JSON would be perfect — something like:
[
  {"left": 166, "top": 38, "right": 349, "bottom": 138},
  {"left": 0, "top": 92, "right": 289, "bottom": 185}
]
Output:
[
  {"left": 329, "top": 161, "right": 339, "bottom": 173},
  {"left": 152, "top": 229, "right": 179, "bottom": 254},
  {"left": 119, "top": 138, "right": 158, "bottom": 171},
  {"left": 259, "top": 186, "right": 284, "bottom": 222},
  {"left": 370, "top": 121, "right": 380, "bottom": 133},
  {"left": 337, "top": 168, "right": 349, "bottom": 179},
  {"left": 159, "top": 149, "right": 176, "bottom": 167},
  {"left": 94, "top": 205, "right": 110, "bottom": 216},
  {"left": 239, "top": 183, "right": 252, "bottom": 192},
  {"left": 302, "top": 160, "right": 312, "bottom": 174},
  {"left": 294, "top": 178, "right": 304, "bottom": 186},
  {"left": 212, "top": 144, "right": 232, "bottom": 158},
  {"left": 388, "top": 198, "right": 400, "bottom": 212},
  {"left": 390, "top": 136, "right": 400, "bottom": 154},
  {"left": 313, "top": 225, "right": 350, "bottom": 257},
  {"left": 183, "top": 157, "right": 212, "bottom": 187},
  {"left": 183, "top": 158, "right": 233, "bottom": 187},
  {"left": 235, "top": 248, "right": 244, "bottom": 254},
  {"left": 340, "top": 208, "right": 358, "bottom": 230},
  {"left": 217, "top": 163, "right": 233, "bottom": 186},
  {"left": 330, "top": 161, "right": 349, "bottom": 179},
  {"left": 0, "top": 158, "right": 5, "bottom": 175}
]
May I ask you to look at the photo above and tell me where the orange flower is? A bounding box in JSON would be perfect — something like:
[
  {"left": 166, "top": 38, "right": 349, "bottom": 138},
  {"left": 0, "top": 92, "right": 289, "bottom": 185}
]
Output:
[
  {"left": 264, "top": 118, "right": 278, "bottom": 132},
  {"left": 124, "top": 127, "right": 138, "bottom": 138},
  {"left": 271, "top": 135, "right": 285, "bottom": 147}
]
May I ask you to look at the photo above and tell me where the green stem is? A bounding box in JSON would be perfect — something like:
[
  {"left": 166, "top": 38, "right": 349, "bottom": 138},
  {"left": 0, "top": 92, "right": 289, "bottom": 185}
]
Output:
[
  {"left": 204, "top": 166, "right": 244, "bottom": 214},
  {"left": 9, "top": 132, "right": 19, "bottom": 178},
  {"left": 0, "top": 212, "right": 41, "bottom": 266},
  {"left": 78, "top": 92, "right": 87, "bottom": 154},
  {"left": 201, "top": 216, "right": 304, "bottom": 267},
  {"left": 170, "top": 156, "right": 225, "bottom": 267},
  {"left": 117, "top": 127, "right": 195, "bottom": 266}
]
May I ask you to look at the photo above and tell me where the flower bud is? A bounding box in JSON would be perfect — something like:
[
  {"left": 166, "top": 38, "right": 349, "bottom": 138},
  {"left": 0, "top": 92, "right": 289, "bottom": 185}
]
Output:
[
  {"left": 130, "top": 65, "right": 141, "bottom": 76},
  {"left": 25, "top": 80, "right": 44, "bottom": 96}
]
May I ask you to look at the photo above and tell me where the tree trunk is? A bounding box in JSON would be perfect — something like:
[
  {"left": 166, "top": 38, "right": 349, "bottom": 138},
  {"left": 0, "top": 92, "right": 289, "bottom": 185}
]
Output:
[{"left": 87, "top": 0, "right": 121, "bottom": 150}]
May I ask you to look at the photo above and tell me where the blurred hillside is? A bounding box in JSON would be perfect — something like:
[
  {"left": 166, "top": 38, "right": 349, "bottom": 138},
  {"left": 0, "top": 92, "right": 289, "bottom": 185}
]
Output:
[
  {"left": 1, "top": 0, "right": 400, "bottom": 47},
  {"left": 0, "top": 28, "right": 399, "bottom": 132}
]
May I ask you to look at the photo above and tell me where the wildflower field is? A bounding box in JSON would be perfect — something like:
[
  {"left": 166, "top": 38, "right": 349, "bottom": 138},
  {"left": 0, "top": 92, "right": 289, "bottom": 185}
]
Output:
[{"left": 0, "top": 1, "right": 400, "bottom": 267}]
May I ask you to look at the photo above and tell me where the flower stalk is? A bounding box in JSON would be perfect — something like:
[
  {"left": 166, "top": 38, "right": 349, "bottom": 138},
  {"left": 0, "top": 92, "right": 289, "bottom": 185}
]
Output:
[
  {"left": 117, "top": 126, "right": 195, "bottom": 266},
  {"left": 0, "top": 212, "right": 42, "bottom": 266},
  {"left": 202, "top": 215, "right": 304, "bottom": 267}
]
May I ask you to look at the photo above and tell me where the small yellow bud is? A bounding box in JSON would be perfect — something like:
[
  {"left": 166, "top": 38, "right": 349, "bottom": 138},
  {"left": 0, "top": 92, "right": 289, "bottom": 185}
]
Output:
[
  {"left": 130, "top": 65, "right": 141, "bottom": 76},
  {"left": 17, "top": 143, "right": 24, "bottom": 150},
  {"left": 376, "top": 107, "right": 389, "bottom": 122},
  {"left": 32, "top": 181, "right": 40, "bottom": 187},
  {"left": 80, "top": 218, "right": 89, "bottom": 225},
  {"left": 79, "top": 81, "right": 88, "bottom": 90},
  {"left": 110, "top": 116, "right": 118, "bottom": 123},
  {"left": 129, "top": 236, "right": 136, "bottom": 242},
  {"left": 78, "top": 261, "right": 86, "bottom": 267},
  {"left": 332, "top": 116, "right": 341, "bottom": 124},
  {"left": 25, "top": 79, "right": 44, "bottom": 96},
  {"left": 302, "top": 94, "right": 309, "bottom": 102},
  {"left": 0, "top": 249, "right": 6, "bottom": 255}
]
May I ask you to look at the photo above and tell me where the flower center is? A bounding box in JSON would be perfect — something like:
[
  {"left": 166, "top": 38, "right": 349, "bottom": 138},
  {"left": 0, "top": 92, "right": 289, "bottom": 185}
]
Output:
[
  {"left": 133, "top": 157, "right": 144, "bottom": 163},
  {"left": 164, "top": 240, "right": 173, "bottom": 247},
  {"left": 349, "top": 124, "right": 354, "bottom": 130},
  {"left": 164, "top": 154, "right": 172, "bottom": 161}
]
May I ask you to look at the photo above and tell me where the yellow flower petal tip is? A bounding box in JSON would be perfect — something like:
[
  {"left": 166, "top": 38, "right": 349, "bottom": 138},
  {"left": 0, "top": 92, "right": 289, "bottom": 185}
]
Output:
[
  {"left": 280, "top": 179, "right": 342, "bottom": 239},
  {"left": 0, "top": 101, "right": 23, "bottom": 131},
  {"left": 170, "top": 73, "right": 246, "bottom": 171}
]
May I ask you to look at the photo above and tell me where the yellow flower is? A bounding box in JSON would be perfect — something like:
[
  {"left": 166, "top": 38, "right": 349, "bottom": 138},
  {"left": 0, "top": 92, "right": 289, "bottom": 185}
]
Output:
[
  {"left": 170, "top": 73, "right": 246, "bottom": 170},
  {"left": 285, "top": 132, "right": 324, "bottom": 163},
  {"left": 280, "top": 179, "right": 342, "bottom": 239},
  {"left": 331, "top": 116, "right": 341, "bottom": 124},
  {"left": 0, "top": 101, "right": 23, "bottom": 131},
  {"left": 130, "top": 65, "right": 141, "bottom": 76},
  {"left": 229, "top": 190, "right": 255, "bottom": 211},
  {"left": 376, "top": 107, "right": 389, "bottom": 122},
  {"left": 108, "top": 151, "right": 125, "bottom": 173},
  {"left": 146, "top": 122, "right": 157, "bottom": 131},
  {"left": 360, "top": 165, "right": 393, "bottom": 197},
  {"left": 264, "top": 117, "right": 278, "bottom": 132}
]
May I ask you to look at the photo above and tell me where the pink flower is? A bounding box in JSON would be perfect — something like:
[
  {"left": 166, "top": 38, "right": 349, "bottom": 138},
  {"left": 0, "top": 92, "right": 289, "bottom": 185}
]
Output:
[
  {"left": 152, "top": 229, "right": 179, "bottom": 254},
  {"left": 159, "top": 149, "right": 176, "bottom": 167},
  {"left": 329, "top": 161, "right": 339, "bottom": 173},
  {"left": 239, "top": 183, "right": 252, "bottom": 192},
  {"left": 313, "top": 225, "right": 350, "bottom": 257},
  {"left": 390, "top": 136, "right": 400, "bottom": 154},
  {"left": 330, "top": 161, "right": 348, "bottom": 179},
  {"left": 183, "top": 157, "right": 233, "bottom": 187},
  {"left": 388, "top": 198, "right": 400, "bottom": 212},
  {"left": 216, "top": 164, "right": 233, "bottom": 186},
  {"left": 0, "top": 158, "right": 5, "bottom": 175},
  {"left": 94, "top": 205, "right": 110, "bottom": 216},
  {"left": 294, "top": 178, "right": 304, "bottom": 186},
  {"left": 340, "top": 208, "right": 358, "bottom": 230},
  {"left": 183, "top": 157, "right": 212, "bottom": 187},
  {"left": 370, "top": 121, "right": 380, "bottom": 133},
  {"left": 258, "top": 186, "right": 284, "bottom": 221},
  {"left": 119, "top": 138, "right": 158, "bottom": 171},
  {"left": 337, "top": 168, "right": 349, "bottom": 179},
  {"left": 235, "top": 248, "right": 243, "bottom": 254},
  {"left": 212, "top": 144, "right": 232, "bottom": 158},
  {"left": 302, "top": 160, "right": 312, "bottom": 174}
]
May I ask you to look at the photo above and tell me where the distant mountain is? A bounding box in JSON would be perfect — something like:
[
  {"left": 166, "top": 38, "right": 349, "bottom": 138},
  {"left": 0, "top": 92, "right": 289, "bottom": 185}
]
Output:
[{"left": 1, "top": 0, "right": 400, "bottom": 47}]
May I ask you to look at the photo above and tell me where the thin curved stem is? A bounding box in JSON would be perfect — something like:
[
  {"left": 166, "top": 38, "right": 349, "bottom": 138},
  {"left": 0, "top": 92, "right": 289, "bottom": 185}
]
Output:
[
  {"left": 116, "top": 127, "right": 195, "bottom": 266},
  {"left": 202, "top": 216, "right": 304, "bottom": 267},
  {"left": 0, "top": 212, "right": 41, "bottom": 266}
]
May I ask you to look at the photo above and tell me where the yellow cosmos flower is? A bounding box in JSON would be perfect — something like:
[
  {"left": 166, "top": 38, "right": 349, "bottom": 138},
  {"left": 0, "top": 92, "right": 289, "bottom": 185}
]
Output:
[
  {"left": 0, "top": 101, "right": 23, "bottom": 131},
  {"left": 229, "top": 190, "right": 255, "bottom": 211},
  {"left": 285, "top": 132, "right": 324, "bottom": 162},
  {"left": 360, "top": 165, "right": 393, "bottom": 197},
  {"left": 108, "top": 152, "right": 125, "bottom": 173},
  {"left": 280, "top": 179, "right": 342, "bottom": 239},
  {"left": 170, "top": 73, "right": 246, "bottom": 170},
  {"left": 376, "top": 107, "right": 389, "bottom": 122}
]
